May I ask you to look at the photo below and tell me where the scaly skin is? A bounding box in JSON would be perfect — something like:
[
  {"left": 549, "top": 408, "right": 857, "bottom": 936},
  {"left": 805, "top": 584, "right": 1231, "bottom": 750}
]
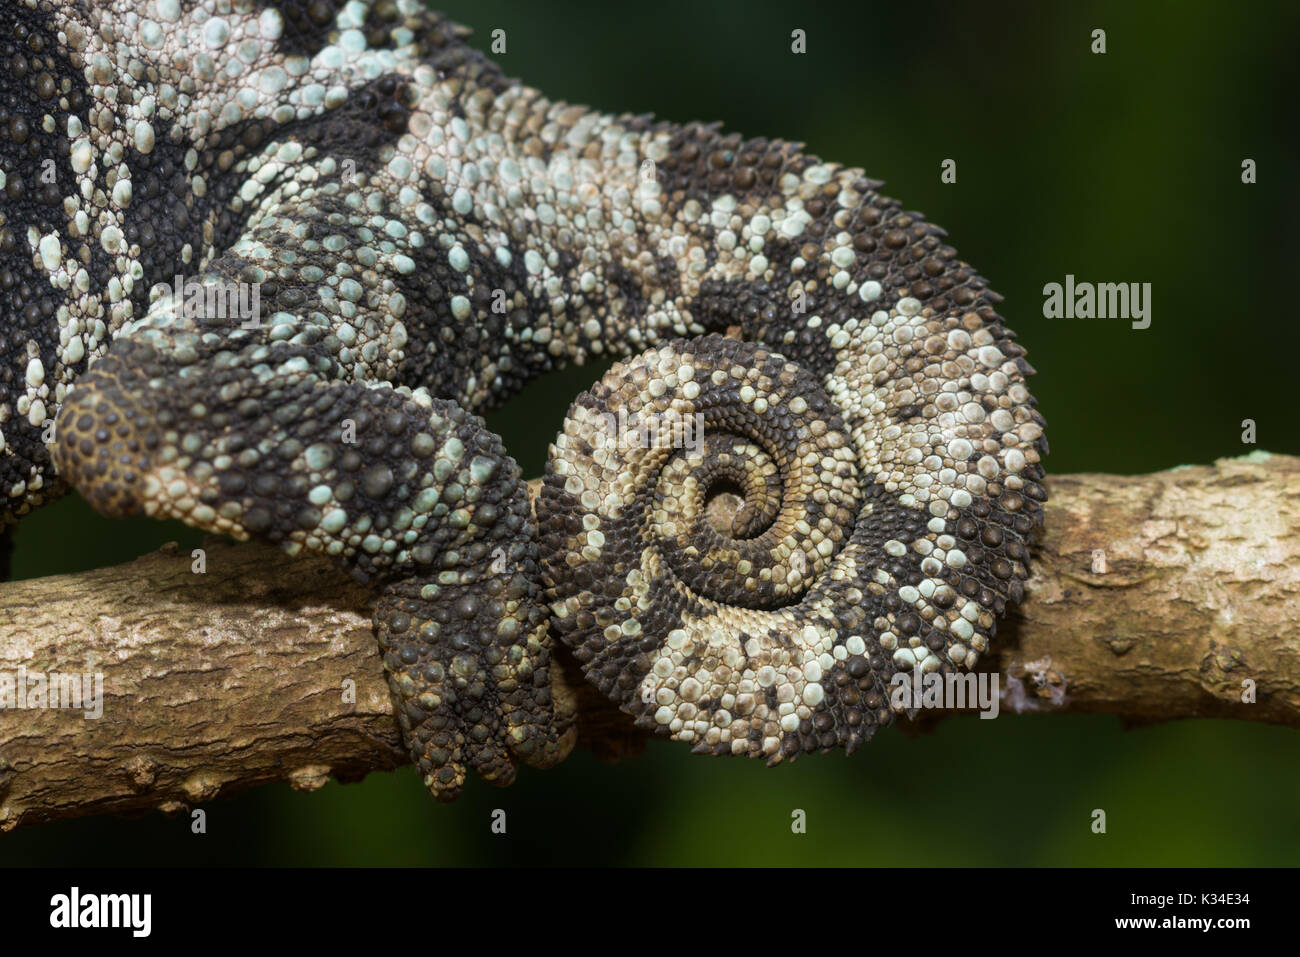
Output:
[{"left": 0, "top": 1, "right": 1046, "bottom": 797}]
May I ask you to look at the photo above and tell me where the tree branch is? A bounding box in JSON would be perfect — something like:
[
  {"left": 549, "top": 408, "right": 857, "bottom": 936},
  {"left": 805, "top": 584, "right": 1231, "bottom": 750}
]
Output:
[{"left": 1, "top": 453, "right": 1296, "bottom": 831}]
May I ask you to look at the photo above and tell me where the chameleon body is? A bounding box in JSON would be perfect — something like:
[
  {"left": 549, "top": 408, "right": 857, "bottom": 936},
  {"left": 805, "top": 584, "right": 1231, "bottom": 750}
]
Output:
[{"left": 0, "top": 0, "right": 1046, "bottom": 799}]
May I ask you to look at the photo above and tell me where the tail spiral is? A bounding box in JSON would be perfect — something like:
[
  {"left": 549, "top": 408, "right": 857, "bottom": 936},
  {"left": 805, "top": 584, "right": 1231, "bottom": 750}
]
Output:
[{"left": 541, "top": 335, "right": 942, "bottom": 760}]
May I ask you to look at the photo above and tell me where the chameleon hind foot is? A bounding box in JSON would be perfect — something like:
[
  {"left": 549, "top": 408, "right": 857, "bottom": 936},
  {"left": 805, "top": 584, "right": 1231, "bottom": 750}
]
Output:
[{"left": 376, "top": 570, "right": 576, "bottom": 801}]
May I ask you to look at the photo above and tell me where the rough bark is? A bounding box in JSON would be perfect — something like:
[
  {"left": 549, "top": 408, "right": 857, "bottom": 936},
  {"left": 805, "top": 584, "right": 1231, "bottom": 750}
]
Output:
[{"left": 0, "top": 452, "right": 1296, "bottom": 831}]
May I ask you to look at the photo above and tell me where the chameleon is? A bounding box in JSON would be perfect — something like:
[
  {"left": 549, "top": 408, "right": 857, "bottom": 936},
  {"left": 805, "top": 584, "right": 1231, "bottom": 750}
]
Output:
[{"left": 0, "top": 0, "right": 1047, "bottom": 801}]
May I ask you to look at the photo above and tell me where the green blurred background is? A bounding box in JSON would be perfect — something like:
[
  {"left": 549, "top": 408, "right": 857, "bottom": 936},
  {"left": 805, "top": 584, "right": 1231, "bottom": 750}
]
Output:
[{"left": 3, "top": 0, "right": 1297, "bottom": 865}]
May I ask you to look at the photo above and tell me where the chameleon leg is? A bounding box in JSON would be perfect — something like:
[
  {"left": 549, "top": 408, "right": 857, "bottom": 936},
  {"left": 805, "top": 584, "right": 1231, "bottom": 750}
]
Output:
[{"left": 52, "top": 327, "right": 574, "bottom": 799}]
